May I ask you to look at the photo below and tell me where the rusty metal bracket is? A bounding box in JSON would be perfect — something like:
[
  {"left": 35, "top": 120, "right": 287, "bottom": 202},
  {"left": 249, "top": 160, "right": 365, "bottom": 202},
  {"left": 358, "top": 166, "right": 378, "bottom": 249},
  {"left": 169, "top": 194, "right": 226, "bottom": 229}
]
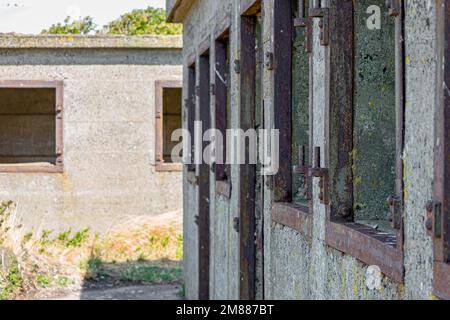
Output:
[
  {"left": 265, "top": 52, "right": 274, "bottom": 70},
  {"left": 233, "top": 217, "right": 240, "bottom": 233},
  {"left": 309, "top": 1, "right": 329, "bottom": 47},
  {"left": 387, "top": 195, "right": 402, "bottom": 230},
  {"left": 386, "top": 0, "right": 400, "bottom": 17},
  {"left": 194, "top": 215, "right": 200, "bottom": 226},
  {"left": 308, "top": 146, "right": 329, "bottom": 205},
  {"left": 293, "top": 0, "right": 313, "bottom": 53},
  {"left": 293, "top": 145, "right": 312, "bottom": 201},
  {"left": 234, "top": 59, "right": 241, "bottom": 74},
  {"left": 426, "top": 201, "right": 442, "bottom": 239}
]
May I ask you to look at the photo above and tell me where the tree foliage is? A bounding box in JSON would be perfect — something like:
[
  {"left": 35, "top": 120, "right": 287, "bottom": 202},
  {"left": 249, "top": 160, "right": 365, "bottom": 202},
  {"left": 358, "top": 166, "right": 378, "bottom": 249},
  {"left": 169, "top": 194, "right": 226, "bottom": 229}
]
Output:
[
  {"left": 41, "top": 16, "right": 97, "bottom": 35},
  {"left": 104, "top": 7, "right": 182, "bottom": 35},
  {"left": 41, "top": 7, "right": 182, "bottom": 36}
]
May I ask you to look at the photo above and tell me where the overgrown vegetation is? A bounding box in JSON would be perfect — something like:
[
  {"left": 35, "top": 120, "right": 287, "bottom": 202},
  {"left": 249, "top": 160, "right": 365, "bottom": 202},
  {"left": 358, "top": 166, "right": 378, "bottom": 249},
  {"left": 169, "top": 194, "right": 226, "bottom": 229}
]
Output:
[
  {"left": 0, "top": 200, "right": 183, "bottom": 299},
  {"left": 41, "top": 7, "right": 182, "bottom": 35},
  {"left": 121, "top": 265, "right": 182, "bottom": 284},
  {"left": 0, "top": 265, "right": 23, "bottom": 300},
  {"left": 41, "top": 16, "right": 97, "bottom": 35}
]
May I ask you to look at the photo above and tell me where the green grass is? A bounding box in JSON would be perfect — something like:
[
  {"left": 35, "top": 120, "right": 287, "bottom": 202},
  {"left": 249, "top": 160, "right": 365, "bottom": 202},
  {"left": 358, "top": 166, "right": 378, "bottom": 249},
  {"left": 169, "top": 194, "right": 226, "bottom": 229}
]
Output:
[
  {"left": 36, "top": 274, "right": 51, "bottom": 288},
  {"left": 121, "top": 265, "right": 182, "bottom": 284},
  {"left": 0, "top": 265, "right": 23, "bottom": 300},
  {"left": 66, "top": 229, "right": 90, "bottom": 247}
]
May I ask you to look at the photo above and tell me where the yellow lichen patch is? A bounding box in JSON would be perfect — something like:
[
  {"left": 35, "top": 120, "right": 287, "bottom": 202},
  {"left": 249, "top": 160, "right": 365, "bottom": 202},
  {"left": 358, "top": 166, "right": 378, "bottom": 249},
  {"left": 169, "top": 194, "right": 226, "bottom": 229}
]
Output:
[{"left": 406, "top": 55, "right": 411, "bottom": 66}]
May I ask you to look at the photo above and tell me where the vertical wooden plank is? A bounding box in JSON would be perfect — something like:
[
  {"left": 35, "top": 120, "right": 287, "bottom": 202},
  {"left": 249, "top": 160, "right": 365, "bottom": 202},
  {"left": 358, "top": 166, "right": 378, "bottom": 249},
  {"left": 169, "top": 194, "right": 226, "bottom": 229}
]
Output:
[
  {"left": 198, "top": 51, "right": 211, "bottom": 300},
  {"left": 239, "top": 14, "right": 256, "bottom": 301},
  {"left": 273, "top": 0, "right": 293, "bottom": 202},
  {"left": 394, "top": 0, "right": 406, "bottom": 250},
  {"left": 187, "top": 64, "right": 196, "bottom": 171},
  {"left": 55, "top": 81, "right": 64, "bottom": 169},
  {"left": 155, "top": 81, "right": 164, "bottom": 164},
  {"left": 327, "top": 0, "right": 354, "bottom": 221},
  {"left": 433, "top": 0, "right": 450, "bottom": 299}
]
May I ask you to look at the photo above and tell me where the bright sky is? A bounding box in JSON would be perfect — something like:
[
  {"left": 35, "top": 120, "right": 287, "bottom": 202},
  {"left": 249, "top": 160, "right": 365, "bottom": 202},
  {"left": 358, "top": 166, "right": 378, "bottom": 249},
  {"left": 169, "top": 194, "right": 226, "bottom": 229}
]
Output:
[{"left": 0, "top": 0, "right": 166, "bottom": 34}]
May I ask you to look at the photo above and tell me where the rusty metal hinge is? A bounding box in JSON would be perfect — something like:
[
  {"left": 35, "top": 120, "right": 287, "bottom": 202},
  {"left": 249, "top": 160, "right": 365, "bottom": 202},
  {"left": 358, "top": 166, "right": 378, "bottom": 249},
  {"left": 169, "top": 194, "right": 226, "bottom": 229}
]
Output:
[
  {"left": 308, "top": 146, "right": 329, "bottom": 205},
  {"left": 293, "top": 145, "right": 312, "bottom": 201},
  {"left": 234, "top": 59, "right": 241, "bottom": 74},
  {"left": 386, "top": 0, "right": 400, "bottom": 17},
  {"left": 293, "top": 0, "right": 313, "bottom": 53},
  {"left": 426, "top": 200, "right": 442, "bottom": 238},
  {"left": 387, "top": 195, "right": 402, "bottom": 230},
  {"left": 309, "top": 1, "right": 329, "bottom": 47},
  {"left": 233, "top": 217, "right": 240, "bottom": 233},
  {"left": 194, "top": 215, "right": 200, "bottom": 226}
]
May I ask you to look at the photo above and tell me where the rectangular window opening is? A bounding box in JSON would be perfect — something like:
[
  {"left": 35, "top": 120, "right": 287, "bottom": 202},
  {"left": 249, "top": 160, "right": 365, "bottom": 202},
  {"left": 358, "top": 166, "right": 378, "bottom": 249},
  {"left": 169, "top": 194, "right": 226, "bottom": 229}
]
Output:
[
  {"left": 187, "top": 63, "right": 196, "bottom": 172},
  {"left": 352, "top": 0, "right": 397, "bottom": 235},
  {"left": 0, "top": 81, "right": 63, "bottom": 173},
  {"left": 214, "top": 29, "right": 231, "bottom": 183},
  {"left": 292, "top": 0, "right": 311, "bottom": 206},
  {"left": 155, "top": 80, "right": 182, "bottom": 172}
]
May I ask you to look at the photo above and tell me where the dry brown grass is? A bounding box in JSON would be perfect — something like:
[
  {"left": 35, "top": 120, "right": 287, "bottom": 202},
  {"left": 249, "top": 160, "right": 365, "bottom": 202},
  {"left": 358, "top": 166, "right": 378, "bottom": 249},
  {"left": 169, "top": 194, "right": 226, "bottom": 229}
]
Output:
[{"left": 0, "top": 202, "right": 183, "bottom": 299}]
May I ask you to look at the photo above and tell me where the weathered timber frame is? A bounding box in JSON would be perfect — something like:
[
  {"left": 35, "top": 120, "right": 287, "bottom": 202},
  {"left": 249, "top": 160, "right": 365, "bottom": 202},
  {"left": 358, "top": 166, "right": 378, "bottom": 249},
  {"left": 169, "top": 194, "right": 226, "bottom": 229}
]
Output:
[
  {"left": 186, "top": 60, "right": 196, "bottom": 173},
  {"left": 271, "top": 0, "right": 313, "bottom": 238},
  {"left": 324, "top": 0, "right": 405, "bottom": 283},
  {"left": 239, "top": 0, "right": 262, "bottom": 300},
  {"left": 197, "top": 48, "right": 211, "bottom": 300},
  {"left": 429, "top": 0, "right": 450, "bottom": 300},
  {"left": 155, "top": 80, "right": 183, "bottom": 172},
  {"left": 0, "top": 80, "right": 64, "bottom": 173},
  {"left": 214, "top": 21, "right": 232, "bottom": 199}
]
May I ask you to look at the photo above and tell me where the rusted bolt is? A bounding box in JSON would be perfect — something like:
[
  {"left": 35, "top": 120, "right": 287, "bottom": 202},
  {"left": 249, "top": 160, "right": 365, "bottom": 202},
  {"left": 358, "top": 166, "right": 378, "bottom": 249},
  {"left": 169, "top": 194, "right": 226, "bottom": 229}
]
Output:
[
  {"left": 387, "top": 195, "right": 395, "bottom": 206},
  {"left": 425, "top": 201, "right": 434, "bottom": 213},
  {"left": 338, "top": 205, "right": 352, "bottom": 218}
]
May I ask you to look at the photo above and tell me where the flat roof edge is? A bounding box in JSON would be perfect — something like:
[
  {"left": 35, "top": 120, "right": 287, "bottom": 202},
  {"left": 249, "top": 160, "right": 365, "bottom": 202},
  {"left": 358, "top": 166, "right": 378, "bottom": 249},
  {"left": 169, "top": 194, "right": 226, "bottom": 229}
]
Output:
[
  {"left": 0, "top": 35, "right": 183, "bottom": 49},
  {"left": 166, "top": 0, "right": 194, "bottom": 23}
]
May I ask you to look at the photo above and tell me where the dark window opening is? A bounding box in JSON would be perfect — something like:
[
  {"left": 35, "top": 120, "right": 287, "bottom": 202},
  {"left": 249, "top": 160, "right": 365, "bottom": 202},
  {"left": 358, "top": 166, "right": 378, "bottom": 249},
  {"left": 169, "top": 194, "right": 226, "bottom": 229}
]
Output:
[
  {"left": 155, "top": 80, "right": 182, "bottom": 172},
  {"left": 187, "top": 63, "right": 196, "bottom": 172},
  {"left": 214, "top": 30, "right": 231, "bottom": 182},
  {"left": 162, "top": 88, "right": 182, "bottom": 163},
  {"left": 271, "top": 0, "right": 312, "bottom": 237},
  {"left": 292, "top": 0, "right": 311, "bottom": 205},
  {"left": 0, "top": 81, "right": 63, "bottom": 173}
]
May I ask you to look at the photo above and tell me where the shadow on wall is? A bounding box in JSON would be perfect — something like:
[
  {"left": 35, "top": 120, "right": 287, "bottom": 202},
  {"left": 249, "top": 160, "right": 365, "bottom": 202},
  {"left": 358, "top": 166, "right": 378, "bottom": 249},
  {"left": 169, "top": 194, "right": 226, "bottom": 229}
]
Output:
[{"left": 0, "top": 49, "right": 182, "bottom": 66}]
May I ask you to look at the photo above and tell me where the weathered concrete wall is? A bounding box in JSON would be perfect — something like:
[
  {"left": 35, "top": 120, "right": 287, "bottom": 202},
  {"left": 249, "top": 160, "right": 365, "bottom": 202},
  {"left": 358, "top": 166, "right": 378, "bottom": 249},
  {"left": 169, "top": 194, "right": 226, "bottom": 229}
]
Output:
[
  {"left": 180, "top": 0, "right": 240, "bottom": 300},
  {"left": 173, "top": 0, "right": 439, "bottom": 300},
  {"left": 0, "top": 36, "right": 183, "bottom": 236}
]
